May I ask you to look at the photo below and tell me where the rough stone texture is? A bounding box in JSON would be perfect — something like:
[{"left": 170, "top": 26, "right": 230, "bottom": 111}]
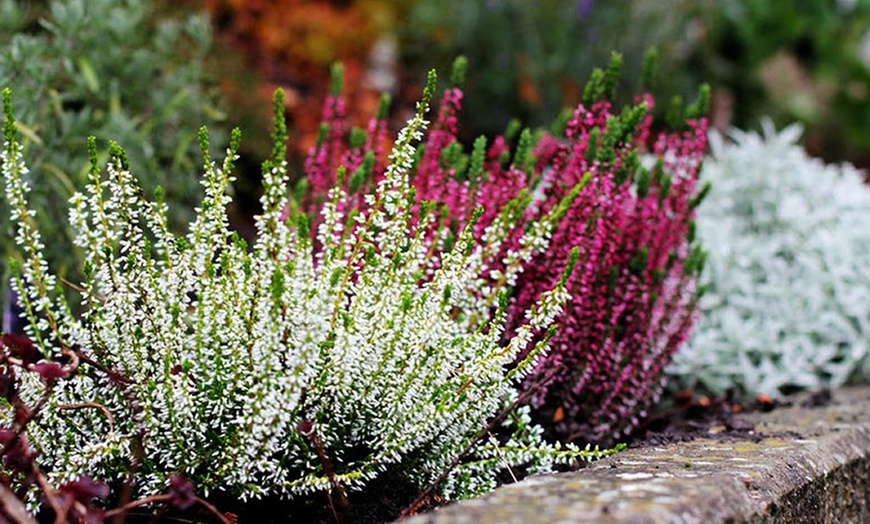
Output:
[{"left": 405, "top": 387, "right": 870, "bottom": 524}]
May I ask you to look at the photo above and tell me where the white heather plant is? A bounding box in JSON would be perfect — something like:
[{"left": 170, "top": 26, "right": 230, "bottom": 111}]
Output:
[
  {"left": 669, "top": 120, "right": 870, "bottom": 399},
  {"left": 0, "top": 76, "right": 615, "bottom": 511}
]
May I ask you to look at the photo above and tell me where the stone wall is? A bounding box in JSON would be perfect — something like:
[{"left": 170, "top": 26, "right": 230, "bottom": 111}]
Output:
[{"left": 406, "top": 387, "right": 870, "bottom": 523}]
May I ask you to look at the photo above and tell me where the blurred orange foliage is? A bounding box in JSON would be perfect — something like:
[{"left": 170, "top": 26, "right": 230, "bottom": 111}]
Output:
[{"left": 195, "top": 0, "right": 400, "bottom": 155}]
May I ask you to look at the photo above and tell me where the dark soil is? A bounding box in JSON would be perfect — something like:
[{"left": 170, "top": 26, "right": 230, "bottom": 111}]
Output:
[
  {"left": 624, "top": 387, "right": 833, "bottom": 449},
  {"left": 137, "top": 469, "right": 430, "bottom": 524}
]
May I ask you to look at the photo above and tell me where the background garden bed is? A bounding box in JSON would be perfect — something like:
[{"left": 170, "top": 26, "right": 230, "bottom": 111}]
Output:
[{"left": 406, "top": 386, "right": 870, "bottom": 523}]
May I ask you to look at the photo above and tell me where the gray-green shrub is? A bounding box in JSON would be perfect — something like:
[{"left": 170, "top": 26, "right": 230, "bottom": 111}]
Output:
[{"left": 0, "top": 0, "right": 225, "bottom": 303}]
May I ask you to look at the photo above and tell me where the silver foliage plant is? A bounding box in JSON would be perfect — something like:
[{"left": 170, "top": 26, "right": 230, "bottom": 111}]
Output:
[
  {"left": 0, "top": 76, "right": 613, "bottom": 505},
  {"left": 670, "top": 120, "right": 870, "bottom": 398}
]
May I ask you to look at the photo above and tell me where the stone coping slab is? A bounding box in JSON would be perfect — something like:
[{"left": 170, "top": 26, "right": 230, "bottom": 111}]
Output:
[{"left": 405, "top": 386, "right": 870, "bottom": 523}]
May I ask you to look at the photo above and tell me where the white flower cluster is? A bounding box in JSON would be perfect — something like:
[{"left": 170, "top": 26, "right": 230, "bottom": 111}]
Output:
[
  {"left": 1, "top": 84, "right": 610, "bottom": 502},
  {"left": 669, "top": 120, "right": 870, "bottom": 398}
]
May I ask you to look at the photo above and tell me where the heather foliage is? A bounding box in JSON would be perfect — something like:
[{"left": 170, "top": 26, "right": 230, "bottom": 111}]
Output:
[
  {"left": 1, "top": 73, "right": 615, "bottom": 515},
  {"left": 670, "top": 121, "right": 870, "bottom": 399},
  {"left": 302, "top": 55, "right": 709, "bottom": 442}
]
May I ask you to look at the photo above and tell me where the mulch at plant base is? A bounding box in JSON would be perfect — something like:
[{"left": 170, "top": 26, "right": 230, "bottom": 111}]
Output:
[{"left": 624, "top": 388, "right": 833, "bottom": 449}]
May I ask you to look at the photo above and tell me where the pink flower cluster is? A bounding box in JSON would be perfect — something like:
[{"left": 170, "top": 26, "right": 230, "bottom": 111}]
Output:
[
  {"left": 299, "top": 74, "right": 391, "bottom": 235},
  {"left": 297, "top": 68, "right": 708, "bottom": 443}
]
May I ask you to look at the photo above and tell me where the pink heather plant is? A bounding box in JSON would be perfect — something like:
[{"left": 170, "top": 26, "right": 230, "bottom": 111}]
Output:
[
  {"left": 296, "top": 54, "right": 709, "bottom": 444},
  {"left": 512, "top": 96, "right": 709, "bottom": 442},
  {"left": 298, "top": 64, "right": 391, "bottom": 233}
]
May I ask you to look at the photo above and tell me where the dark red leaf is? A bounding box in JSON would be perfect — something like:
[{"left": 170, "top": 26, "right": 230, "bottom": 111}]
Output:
[
  {"left": 54, "top": 498, "right": 106, "bottom": 524},
  {"left": 1, "top": 334, "right": 42, "bottom": 365},
  {"left": 297, "top": 420, "right": 313, "bottom": 435},
  {"left": 0, "top": 430, "right": 36, "bottom": 474},
  {"left": 13, "top": 406, "right": 28, "bottom": 426},
  {"left": 59, "top": 476, "right": 110, "bottom": 502},
  {"left": 167, "top": 475, "right": 196, "bottom": 510},
  {"left": 0, "top": 428, "right": 15, "bottom": 445},
  {"left": 27, "top": 362, "right": 66, "bottom": 381},
  {"left": 0, "top": 366, "right": 18, "bottom": 403}
]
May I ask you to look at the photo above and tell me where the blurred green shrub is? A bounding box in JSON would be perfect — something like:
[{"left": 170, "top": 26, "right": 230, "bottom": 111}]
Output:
[
  {"left": 397, "top": 0, "right": 702, "bottom": 138},
  {"left": 395, "top": 0, "right": 870, "bottom": 165},
  {"left": 0, "top": 0, "right": 225, "bottom": 311},
  {"left": 693, "top": 0, "right": 870, "bottom": 163}
]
